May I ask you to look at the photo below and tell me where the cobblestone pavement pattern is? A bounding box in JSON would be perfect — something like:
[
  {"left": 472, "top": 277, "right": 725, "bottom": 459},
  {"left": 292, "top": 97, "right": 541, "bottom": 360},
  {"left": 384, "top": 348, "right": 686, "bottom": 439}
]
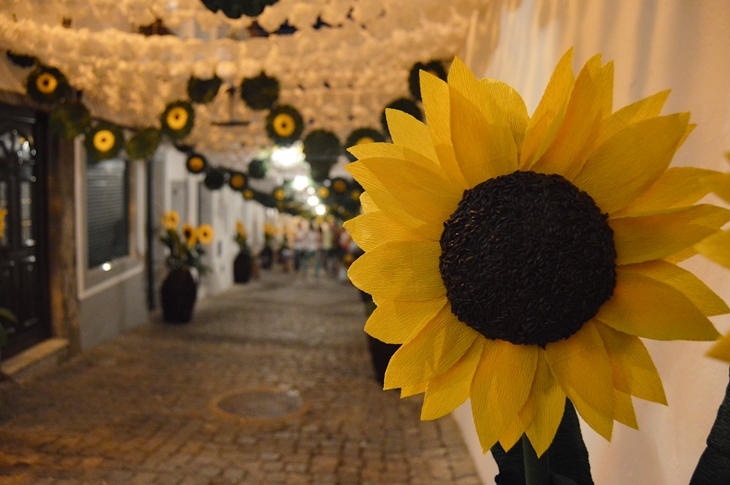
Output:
[{"left": 0, "top": 272, "right": 481, "bottom": 485}]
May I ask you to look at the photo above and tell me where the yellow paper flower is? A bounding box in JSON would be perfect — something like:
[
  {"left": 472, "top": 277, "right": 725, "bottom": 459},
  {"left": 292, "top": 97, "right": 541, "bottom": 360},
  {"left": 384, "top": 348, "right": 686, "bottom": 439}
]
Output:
[
  {"left": 318, "top": 186, "right": 330, "bottom": 199},
  {"left": 274, "top": 188, "right": 286, "bottom": 201},
  {"left": 162, "top": 210, "right": 180, "bottom": 229},
  {"left": 93, "top": 129, "right": 116, "bottom": 153},
  {"left": 0, "top": 208, "right": 7, "bottom": 236},
  {"left": 197, "top": 224, "right": 214, "bottom": 244},
  {"left": 182, "top": 223, "right": 196, "bottom": 242},
  {"left": 707, "top": 333, "right": 730, "bottom": 363},
  {"left": 243, "top": 189, "right": 254, "bottom": 200},
  {"left": 345, "top": 50, "right": 729, "bottom": 457},
  {"left": 188, "top": 156, "right": 206, "bottom": 173},
  {"left": 230, "top": 173, "right": 246, "bottom": 190},
  {"left": 36, "top": 72, "right": 58, "bottom": 94},
  {"left": 236, "top": 221, "right": 246, "bottom": 236},
  {"left": 273, "top": 113, "right": 296, "bottom": 137},
  {"left": 166, "top": 107, "right": 189, "bottom": 131}
]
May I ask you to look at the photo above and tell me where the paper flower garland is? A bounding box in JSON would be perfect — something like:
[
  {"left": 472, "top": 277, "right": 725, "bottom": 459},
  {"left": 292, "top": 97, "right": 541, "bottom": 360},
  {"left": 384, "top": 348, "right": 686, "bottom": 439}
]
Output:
[
  {"left": 85, "top": 122, "right": 125, "bottom": 162},
  {"left": 187, "top": 75, "right": 222, "bottom": 104},
  {"left": 345, "top": 128, "right": 386, "bottom": 162},
  {"left": 240, "top": 72, "right": 280, "bottom": 111},
  {"left": 200, "top": 0, "right": 279, "bottom": 19},
  {"left": 160, "top": 100, "right": 195, "bottom": 140},
  {"left": 409, "top": 60, "right": 447, "bottom": 100},
  {"left": 186, "top": 153, "right": 208, "bottom": 174},
  {"left": 266, "top": 105, "right": 304, "bottom": 146},
  {"left": 204, "top": 167, "right": 227, "bottom": 190},
  {"left": 49, "top": 101, "right": 91, "bottom": 140},
  {"left": 242, "top": 188, "right": 255, "bottom": 200},
  {"left": 303, "top": 129, "right": 341, "bottom": 182},
  {"left": 127, "top": 128, "right": 162, "bottom": 160},
  {"left": 228, "top": 171, "right": 248, "bottom": 191},
  {"left": 247, "top": 158, "right": 269, "bottom": 179},
  {"left": 380, "top": 98, "right": 422, "bottom": 136},
  {"left": 26, "top": 65, "right": 71, "bottom": 105},
  {"left": 345, "top": 50, "right": 730, "bottom": 457}
]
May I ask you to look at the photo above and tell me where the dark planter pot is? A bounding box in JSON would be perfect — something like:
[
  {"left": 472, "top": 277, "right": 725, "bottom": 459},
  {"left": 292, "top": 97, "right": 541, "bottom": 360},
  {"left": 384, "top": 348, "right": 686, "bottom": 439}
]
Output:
[
  {"left": 234, "top": 252, "right": 253, "bottom": 283},
  {"left": 260, "top": 246, "right": 273, "bottom": 269},
  {"left": 160, "top": 269, "right": 198, "bottom": 324}
]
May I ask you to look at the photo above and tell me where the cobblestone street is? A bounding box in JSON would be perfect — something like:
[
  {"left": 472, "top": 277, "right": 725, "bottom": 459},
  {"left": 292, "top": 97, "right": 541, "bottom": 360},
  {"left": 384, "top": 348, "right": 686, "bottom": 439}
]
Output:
[{"left": 0, "top": 272, "right": 480, "bottom": 485}]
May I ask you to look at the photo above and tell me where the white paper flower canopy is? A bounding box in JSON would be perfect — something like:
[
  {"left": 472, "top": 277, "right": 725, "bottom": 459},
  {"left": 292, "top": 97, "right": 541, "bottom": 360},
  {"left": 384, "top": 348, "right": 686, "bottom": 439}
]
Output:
[{"left": 0, "top": 0, "right": 486, "bottom": 169}]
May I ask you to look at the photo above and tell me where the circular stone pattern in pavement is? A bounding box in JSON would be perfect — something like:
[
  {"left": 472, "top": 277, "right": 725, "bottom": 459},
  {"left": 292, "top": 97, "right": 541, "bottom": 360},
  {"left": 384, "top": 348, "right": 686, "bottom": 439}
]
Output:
[{"left": 215, "top": 390, "right": 304, "bottom": 420}]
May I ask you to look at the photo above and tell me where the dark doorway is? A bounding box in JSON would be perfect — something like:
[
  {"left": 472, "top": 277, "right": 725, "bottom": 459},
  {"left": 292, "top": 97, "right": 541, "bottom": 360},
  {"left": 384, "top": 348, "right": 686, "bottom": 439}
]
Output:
[{"left": 0, "top": 104, "right": 51, "bottom": 359}]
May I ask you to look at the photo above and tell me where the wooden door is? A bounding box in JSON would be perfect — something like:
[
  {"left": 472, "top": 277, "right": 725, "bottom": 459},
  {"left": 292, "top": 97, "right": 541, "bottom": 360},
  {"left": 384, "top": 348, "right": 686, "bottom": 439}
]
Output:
[{"left": 0, "top": 104, "right": 50, "bottom": 359}]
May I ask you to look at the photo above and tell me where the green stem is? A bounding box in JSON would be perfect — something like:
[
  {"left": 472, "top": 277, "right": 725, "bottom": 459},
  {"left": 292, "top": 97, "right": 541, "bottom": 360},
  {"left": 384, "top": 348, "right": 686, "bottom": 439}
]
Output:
[{"left": 523, "top": 434, "right": 551, "bottom": 485}]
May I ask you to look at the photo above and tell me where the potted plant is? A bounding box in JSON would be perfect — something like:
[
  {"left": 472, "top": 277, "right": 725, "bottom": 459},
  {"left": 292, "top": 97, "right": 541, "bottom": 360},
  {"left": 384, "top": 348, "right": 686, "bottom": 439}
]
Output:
[
  {"left": 233, "top": 220, "right": 253, "bottom": 283},
  {"left": 259, "top": 222, "right": 276, "bottom": 270},
  {"left": 159, "top": 211, "right": 214, "bottom": 323}
]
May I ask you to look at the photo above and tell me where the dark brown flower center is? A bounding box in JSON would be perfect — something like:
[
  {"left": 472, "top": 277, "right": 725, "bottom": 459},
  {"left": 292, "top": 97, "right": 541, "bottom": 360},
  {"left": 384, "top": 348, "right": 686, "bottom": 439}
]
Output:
[{"left": 439, "top": 170, "right": 616, "bottom": 346}]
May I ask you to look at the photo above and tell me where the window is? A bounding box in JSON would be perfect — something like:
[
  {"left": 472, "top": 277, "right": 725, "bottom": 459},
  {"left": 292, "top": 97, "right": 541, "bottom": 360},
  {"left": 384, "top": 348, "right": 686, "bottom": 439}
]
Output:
[{"left": 86, "top": 158, "right": 129, "bottom": 269}]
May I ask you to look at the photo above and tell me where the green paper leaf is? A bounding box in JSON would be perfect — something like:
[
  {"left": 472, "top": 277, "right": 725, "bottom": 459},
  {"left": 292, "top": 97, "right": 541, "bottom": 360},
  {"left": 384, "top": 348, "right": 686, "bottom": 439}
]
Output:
[
  {"left": 551, "top": 474, "right": 580, "bottom": 485},
  {"left": 689, "top": 368, "right": 730, "bottom": 484}
]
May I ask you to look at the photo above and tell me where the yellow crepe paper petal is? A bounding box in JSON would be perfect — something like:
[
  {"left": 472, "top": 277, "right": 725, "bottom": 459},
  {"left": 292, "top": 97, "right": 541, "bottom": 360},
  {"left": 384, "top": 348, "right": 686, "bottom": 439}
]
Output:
[
  {"left": 665, "top": 247, "right": 699, "bottom": 264},
  {"left": 448, "top": 56, "right": 509, "bottom": 126},
  {"left": 385, "top": 109, "right": 440, "bottom": 165},
  {"left": 531, "top": 54, "right": 607, "bottom": 180},
  {"left": 595, "top": 322, "right": 667, "bottom": 404},
  {"left": 695, "top": 230, "right": 730, "bottom": 269},
  {"left": 521, "top": 48, "right": 575, "bottom": 169},
  {"left": 545, "top": 321, "right": 614, "bottom": 440},
  {"left": 401, "top": 382, "right": 428, "bottom": 398},
  {"left": 610, "top": 204, "right": 730, "bottom": 265},
  {"left": 345, "top": 211, "right": 426, "bottom": 252},
  {"left": 348, "top": 142, "right": 441, "bottom": 173},
  {"left": 596, "top": 90, "right": 670, "bottom": 148},
  {"left": 707, "top": 332, "right": 730, "bottom": 363},
  {"left": 519, "top": 350, "right": 567, "bottom": 457},
  {"left": 470, "top": 339, "right": 538, "bottom": 452},
  {"left": 421, "top": 337, "right": 484, "bottom": 420},
  {"left": 450, "top": 85, "right": 518, "bottom": 188},
  {"left": 621, "top": 260, "right": 729, "bottom": 317},
  {"left": 499, "top": 418, "right": 526, "bottom": 452},
  {"left": 572, "top": 113, "right": 690, "bottom": 214},
  {"left": 420, "top": 70, "right": 469, "bottom": 189},
  {"left": 384, "top": 307, "right": 479, "bottom": 389},
  {"left": 596, "top": 268, "right": 720, "bottom": 341},
  {"left": 613, "top": 167, "right": 722, "bottom": 217},
  {"left": 479, "top": 78, "right": 529, "bottom": 156},
  {"left": 359, "top": 191, "right": 378, "bottom": 214},
  {"left": 365, "top": 298, "right": 447, "bottom": 345},
  {"left": 613, "top": 390, "right": 639, "bottom": 429},
  {"left": 348, "top": 240, "right": 444, "bottom": 301}
]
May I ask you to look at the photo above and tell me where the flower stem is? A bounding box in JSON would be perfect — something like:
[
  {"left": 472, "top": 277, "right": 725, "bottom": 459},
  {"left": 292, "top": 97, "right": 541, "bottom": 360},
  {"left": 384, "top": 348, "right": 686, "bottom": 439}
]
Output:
[{"left": 523, "top": 434, "right": 551, "bottom": 485}]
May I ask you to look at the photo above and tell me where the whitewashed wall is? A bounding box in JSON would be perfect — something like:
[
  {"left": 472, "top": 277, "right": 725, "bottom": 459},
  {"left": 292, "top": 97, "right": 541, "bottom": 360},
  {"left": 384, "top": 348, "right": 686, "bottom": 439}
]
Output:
[{"left": 454, "top": 1, "right": 730, "bottom": 483}]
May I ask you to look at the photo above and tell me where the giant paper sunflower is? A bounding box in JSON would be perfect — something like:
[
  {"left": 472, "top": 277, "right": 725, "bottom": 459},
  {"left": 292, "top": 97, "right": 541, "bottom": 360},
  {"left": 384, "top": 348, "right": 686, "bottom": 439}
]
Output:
[{"left": 345, "top": 50, "right": 730, "bottom": 457}]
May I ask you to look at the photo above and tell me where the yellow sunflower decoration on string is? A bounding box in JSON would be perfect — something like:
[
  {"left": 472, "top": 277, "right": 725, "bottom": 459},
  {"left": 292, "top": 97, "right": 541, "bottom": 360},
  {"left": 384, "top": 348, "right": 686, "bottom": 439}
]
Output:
[
  {"left": 345, "top": 49, "right": 730, "bottom": 457},
  {"left": 243, "top": 188, "right": 254, "bottom": 200},
  {"left": 85, "top": 123, "right": 124, "bottom": 162},
  {"left": 161, "top": 101, "right": 195, "bottom": 140},
  {"left": 93, "top": 130, "right": 116, "bottom": 153},
  {"left": 266, "top": 105, "right": 304, "bottom": 146},
  {"left": 197, "top": 224, "right": 214, "bottom": 245}
]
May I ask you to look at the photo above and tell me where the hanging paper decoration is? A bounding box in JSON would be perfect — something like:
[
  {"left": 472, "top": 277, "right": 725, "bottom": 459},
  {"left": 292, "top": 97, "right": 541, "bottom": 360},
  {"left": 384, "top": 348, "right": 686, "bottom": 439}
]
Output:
[
  {"left": 408, "top": 60, "right": 447, "bottom": 100},
  {"left": 266, "top": 105, "right": 304, "bottom": 146},
  {"left": 160, "top": 100, "right": 195, "bottom": 140},
  {"left": 344, "top": 127, "right": 386, "bottom": 162},
  {"left": 330, "top": 177, "right": 348, "bottom": 195},
  {"left": 6, "top": 51, "right": 36, "bottom": 68},
  {"left": 49, "top": 101, "right": 91, "bottom": 140},
  {"left": 252, "top": 189, "right": 277, "bottom": 208},
  {"left": 85, "top": 122, "right": 125, "bottom": 162},
  {"left": 200, "top": 0, "right": 279, "bottom": 19},
  {"left": 380, "top": 98, "right": 422, "bottom": 136},
  {"left": 126, "top": 128, "right": 162, "bottom": 160},
  {"left": 240, "top": 72, "right": 280, "bottom": 111},
  {"left": 204, "top": 167, "right": 227, "bottom": 190},
  {"left": 228, "top": 171, "right": 248, "bottom": 191},
  {"left": 26, "top": 65, "right": 71, "bottom": 105},
  {"left": 242, "top": 188, "right": 255, "bottom": 200},
  {"left": 303, "top": 129, "right": 340, "bottom": 182},
  {"left": 186, "top": 153, "right": 208, "bottom": 174},
  {"left": 317, "top": 185, "right": 330, "bottom": 201},
  {"left": 247, "top": 158, "right": 269, "bottom": 179},
  {"left": 187, "top": 75, "right": 222, "bottom": 104}
]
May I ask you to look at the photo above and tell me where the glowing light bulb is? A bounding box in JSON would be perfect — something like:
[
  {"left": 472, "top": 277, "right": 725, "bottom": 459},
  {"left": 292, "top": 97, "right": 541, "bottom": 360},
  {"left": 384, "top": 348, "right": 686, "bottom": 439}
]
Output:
[
  {"left": 315, "top": 204, "right": 326, "bottom": 216},
  {"left": 307, "top": 196, "right": 320, "bottom": 207},
  {"left": 293, "top": 175, "right": 309, "bottom": 191}
]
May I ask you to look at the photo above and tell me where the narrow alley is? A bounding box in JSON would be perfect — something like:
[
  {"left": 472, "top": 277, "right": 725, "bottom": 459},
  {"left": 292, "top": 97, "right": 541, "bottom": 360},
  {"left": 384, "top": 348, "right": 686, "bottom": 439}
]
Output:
[{"left": 0, "top": 272, "right": 480, "bottom": 485}]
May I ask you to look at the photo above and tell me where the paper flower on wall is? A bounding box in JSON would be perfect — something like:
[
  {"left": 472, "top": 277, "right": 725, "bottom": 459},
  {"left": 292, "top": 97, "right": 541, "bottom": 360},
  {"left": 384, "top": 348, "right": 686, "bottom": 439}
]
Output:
[
  {"left": 247, "top": 158, "right": 269, "bottom": 179},
  {"left": 85, "top": 122, "right": 125, "bottom": 162},
  {"left": 345, "top": 128, "right": 386, "bottom": 162},
  {"left": 26, "top": 65, "right": 71, "bottom": 105},
  {"left": 409, "top": 60, "right": 447, "bottom": 100},
  {"left": 345, "top": 50, "right": 730, "bottom": 457},
  {"left": 126, "top": 128, "right": 162, "bottom": 160},
  {"left": 266, "top": 105, "right": 304, "bottom": 146},
  {"left": 228, "top": 171, "right": 248, "bottom": 191},
  {"left": 186, "top": 152, "right": 208, "bottom": 174},
  {"left": 49, "top": 101, "right": 91, "bottom": 140},
  {"left": 161, "top": 100, "right": 195, "bottom": 140},
  {"left": 197, "top": 224, "right": 215, "bottom": 244},
  {"left": 241, "top": 72, "right": 280, "bottom": 111},
  {"left": 204, "top": 167, "right": 227, "bottom": 190},
  {"left": 200, "top": 0, "right": 278, "bottom": 19},
  {"left": 6, "top": 51, "right": 36, "bottom": 68},
  {"left": 380, "top": 98, "right": 422, "bottom": 137},
  {"left": 188, "top": 75, "right": 222, "bottom": 104}
]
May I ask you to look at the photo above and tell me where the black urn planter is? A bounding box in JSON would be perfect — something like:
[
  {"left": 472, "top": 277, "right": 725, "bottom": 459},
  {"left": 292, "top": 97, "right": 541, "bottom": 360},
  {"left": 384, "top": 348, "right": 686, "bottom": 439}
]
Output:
[
  {"left": 160, "top": 269, "right": 198, "bottom": 324},
  {"left": 260, "top": 246, "right": 273, "bottom": 269},
  {"left": 233, "top": 252, "right": 253, "bottom": 283}
]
